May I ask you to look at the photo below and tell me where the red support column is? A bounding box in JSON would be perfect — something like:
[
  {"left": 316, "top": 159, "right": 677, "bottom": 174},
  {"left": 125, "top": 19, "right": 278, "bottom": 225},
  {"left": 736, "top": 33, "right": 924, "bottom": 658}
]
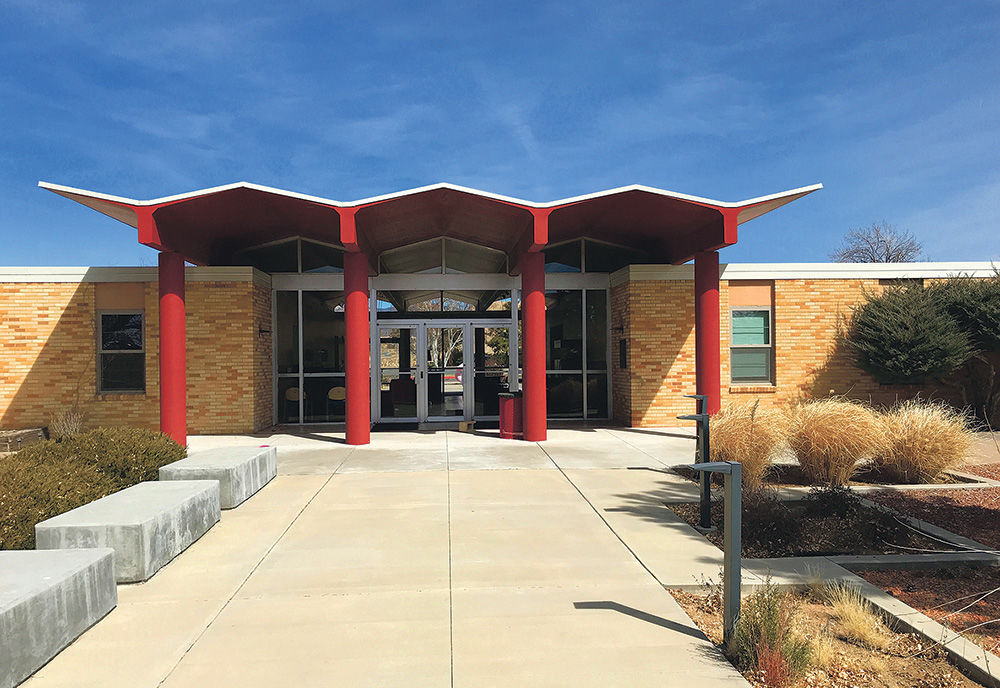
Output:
[
  {"left": 521, "top": 250, "right": 547, "bottom": 441},
  {"left": 344, "top": 250, "right": 371, "bottom": 445},
  {"left": 158, "top": 251, "right": 187, "bottom": 446},
  {"left": 694, "top": 250, "right": 722, "bottom": 415}
]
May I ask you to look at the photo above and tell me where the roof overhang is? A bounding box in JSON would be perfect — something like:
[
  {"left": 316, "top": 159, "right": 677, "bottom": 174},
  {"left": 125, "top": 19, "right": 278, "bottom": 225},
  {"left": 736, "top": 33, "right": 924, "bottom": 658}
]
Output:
[{"left": 38, "top": 180, "right": 822, "bottom": 270}]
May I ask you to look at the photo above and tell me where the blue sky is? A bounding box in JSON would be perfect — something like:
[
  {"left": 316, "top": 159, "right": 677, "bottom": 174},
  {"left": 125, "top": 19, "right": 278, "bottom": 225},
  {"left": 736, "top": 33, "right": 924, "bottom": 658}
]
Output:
[{"left": 1, "top": 0, "right": 998, "bottom": 266}]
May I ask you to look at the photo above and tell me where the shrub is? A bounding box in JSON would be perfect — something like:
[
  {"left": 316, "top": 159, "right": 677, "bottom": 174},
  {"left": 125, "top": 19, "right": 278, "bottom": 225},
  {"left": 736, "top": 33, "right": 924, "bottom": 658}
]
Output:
[
  {"left": 822, "top": 583, "right": 891, "bottom": 650},
  {"left": 711, "top": 401, "right": 789, "bottom": 493},
  {"left": 48, "top": 404, "right": 86, "bottom": 441},
  {"left": 0, "top": 427, "right": 185, "bottom": 550},
  {"left": 789, "top": 399, "right": 886, "bottom": 486},
  {"left": 729, "top": 580, "right": 811, "bottom": 686},
  {"left": 877, "top": 400, "right": 974, "bottom": 483}
]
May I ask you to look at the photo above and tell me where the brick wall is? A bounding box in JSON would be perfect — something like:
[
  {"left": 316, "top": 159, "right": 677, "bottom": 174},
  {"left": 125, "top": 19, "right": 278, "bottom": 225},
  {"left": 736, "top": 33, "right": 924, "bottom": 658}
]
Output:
[
  {"left": 0, "top": 275, "right": 271, "bottom": 435},
  {"left": 614, "top": 276, "right": 958, "bottom": 427}
]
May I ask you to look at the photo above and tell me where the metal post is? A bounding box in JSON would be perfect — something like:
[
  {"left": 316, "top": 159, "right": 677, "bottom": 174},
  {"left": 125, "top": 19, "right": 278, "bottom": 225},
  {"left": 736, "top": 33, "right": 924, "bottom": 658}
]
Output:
[
  {"left": 723, "top": 462, "right": 742, "bottom": 648},
  {"left": 680, "top": 394, "right": 713, "bottom": 531}
]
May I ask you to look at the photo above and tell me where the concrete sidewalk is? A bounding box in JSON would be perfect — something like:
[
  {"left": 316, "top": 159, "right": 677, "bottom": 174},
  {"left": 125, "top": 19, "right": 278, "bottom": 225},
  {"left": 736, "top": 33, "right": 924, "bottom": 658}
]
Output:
[{"left": 26, "top": 428, "right": 747, "bottom": 687}]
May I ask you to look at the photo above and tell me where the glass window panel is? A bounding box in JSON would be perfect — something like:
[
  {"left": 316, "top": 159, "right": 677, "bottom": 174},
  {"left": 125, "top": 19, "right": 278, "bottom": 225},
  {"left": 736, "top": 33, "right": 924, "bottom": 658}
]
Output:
[
  {"left": 474, "top": 371, "right": 507, "bottom": 417},
  {"left": 100, "top": 353, "right": 144, "bottom": 392},
  {"left": 584, "top": 240, "right": 646, "bottom": 273},
  {"left": 301, "top": 240, "right": 344, "bottom": 273},
  {"left": 731, "top": 348, "right": 772, "bottom": 383},
  {"left": 236, "top": 240, "right": 299, "bottom": 273},
  {"left": 379, "top": 328, "right": 417, "bottom": 419},
  {"left": 101, "top": 313, "right": 142, "bottom": 351},
  {"left": 475, "top": 327, "right": 509, "bottom": 370},
  {"left": 586, "top": 373, "right": 608, "bottom": 418},
  {"left": 585, "top": 289, "right": 607, "bottom": 370},
  {"left": 443, "top": 239, "right": 507, "bottom": 274},
  {"left": 544, "top": 241, "right": 581, "bottom": 273},
  {"left": 732, "top": 310, "right": 770, "bottom": 346},
  {"left": 427, "top": 326, "right": 464, "bottom": 417},
  {"left": 277, "top": 377, "right": 302, "bottom": 424},
  {"left": 380, "top": 240, "right": 442, "bottom": 274},
  {"left": 275, "top": 291, "right": 299, "bottom": 374},
  {"left": 303, "top": 376, "right": 345, "bottom": 423},
  {"left": 546, "top": 373, "right": 584, "bottom": 418},
  {"left": 302, "top": 291, "right": 345, "bottom": 373},
  {"left": 546, "top": 290, "right": 582, "bottom": 370}
]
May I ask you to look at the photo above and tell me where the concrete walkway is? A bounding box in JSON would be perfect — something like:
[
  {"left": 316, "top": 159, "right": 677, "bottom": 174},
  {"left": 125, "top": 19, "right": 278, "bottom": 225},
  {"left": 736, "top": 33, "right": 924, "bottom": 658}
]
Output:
[{"left": 26, "top": 428, "right": 747, "bottom": 688}]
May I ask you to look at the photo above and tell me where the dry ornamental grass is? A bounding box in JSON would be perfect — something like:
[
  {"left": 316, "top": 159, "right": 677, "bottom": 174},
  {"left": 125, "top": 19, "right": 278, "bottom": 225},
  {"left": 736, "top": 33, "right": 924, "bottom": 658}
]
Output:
[
  {"left": 711, "top": 401, "right": 790, "bottom": 493},
  {"left": 877, "top": 401, "right": 973, "bottom": 483},
  {"left": 789, "top": 399, "right": 886, "bottom": 486}
]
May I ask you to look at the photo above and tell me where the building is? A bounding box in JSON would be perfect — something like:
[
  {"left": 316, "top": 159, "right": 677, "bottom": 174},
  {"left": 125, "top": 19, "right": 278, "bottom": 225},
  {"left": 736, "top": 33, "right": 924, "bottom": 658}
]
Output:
[{"left": 0, "top": 181, "right": 989, "bottom": 445}]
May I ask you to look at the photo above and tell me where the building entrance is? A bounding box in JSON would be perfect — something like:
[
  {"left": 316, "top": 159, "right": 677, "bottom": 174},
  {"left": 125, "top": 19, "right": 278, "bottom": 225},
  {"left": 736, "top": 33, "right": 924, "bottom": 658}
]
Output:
[{"left": 375, "top": 320, "right": 514, "bottom": 424}]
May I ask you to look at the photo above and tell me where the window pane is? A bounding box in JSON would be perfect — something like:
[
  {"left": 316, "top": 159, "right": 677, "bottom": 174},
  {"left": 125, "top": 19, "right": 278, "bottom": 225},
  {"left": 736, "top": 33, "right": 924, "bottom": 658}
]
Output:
[
  {"left": 278, "top": 377, "right": 301, "bottom": 424},
  {"left": 546, "top": 373, "right": 583, "bottom": 418},
  {"left": 303, "top": 376, "right": 345, "bottom": 423},
  {"left": 586, "top": 373, "right": 608, "bottom": 418},
  {"left": 100, "top": 353, "right": 144, "bottom": 391},
  {"left": 546, "top": 290, "right": 582, "bottom": 370},
  {"left": 302, "top": 291, "right": 344, "bottom": 373},
  {"left": 301, "top": 240, "right": 344, "bottom": 273},
  {"left": 731, "top": 348, "right": 771, "bottom": 382},
  {"left": 732, "top": 310, "right": 770, "bottom": 346},
  {"left": 586, "top": 289, "right": 607, "bottom": 370},
  {"left": 584, "top": 240, "right": 646, "bottom": 273},
  {"left": 544, "top": 241, "right": 581, "bottom": 273},
  {"left": 236, "top": 240, "right": 299, "bottom": 273},
  {"left": 101, "top": 313, "right": 142, "bottom": 351},
  {"left": 275, "top": 291, "right": 299, "bottom": 374}
]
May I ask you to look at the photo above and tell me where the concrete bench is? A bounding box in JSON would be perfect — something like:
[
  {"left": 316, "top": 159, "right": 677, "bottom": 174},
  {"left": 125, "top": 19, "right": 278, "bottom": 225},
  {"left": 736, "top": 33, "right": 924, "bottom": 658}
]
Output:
[
  {"left": 35, "top": 481, "right": 221, "bottom": 583},
  {"left": 159, "top": 445, "right": 277, "bottom": 509},
  {"left": 0, "top": 548, "right": 116, "bottom": 688}
]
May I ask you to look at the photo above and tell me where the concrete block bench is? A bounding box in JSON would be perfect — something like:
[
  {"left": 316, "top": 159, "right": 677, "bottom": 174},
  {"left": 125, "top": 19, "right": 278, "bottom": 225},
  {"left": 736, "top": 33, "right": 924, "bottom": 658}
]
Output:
[
  {"left": 35, "top": 481, "right": 221, "bottom": 583},
  {"left": 159, "top": 446, "right": 277, "bottom": 509},
  {"left": 0, "top": 548, "right": 116, "bottom": 688}
]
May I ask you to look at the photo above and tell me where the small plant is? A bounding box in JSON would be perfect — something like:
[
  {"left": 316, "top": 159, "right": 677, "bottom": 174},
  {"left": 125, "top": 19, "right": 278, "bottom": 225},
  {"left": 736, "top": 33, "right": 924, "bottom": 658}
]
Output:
[
  {"left": 822, "top": 583, "right": 891, "bottom": 651},
  {"left": 729, "top": 580, "right": 812, "bottom": 687},
  {"left": 48, "top": 403, "right": 86, "bottom": 441},
  {"left": 877, "top": 400, "right": 974, "bottom": 483},
  {"left": 788, "top": 398, "right": 886, "bottom": 486},
  {"left": 710, "top": 400, "right": 789, "bottom": 493}
]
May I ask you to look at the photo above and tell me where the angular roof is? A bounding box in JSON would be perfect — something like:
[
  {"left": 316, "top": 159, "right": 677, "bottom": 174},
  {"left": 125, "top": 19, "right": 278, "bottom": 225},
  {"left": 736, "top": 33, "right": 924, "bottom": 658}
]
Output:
[{"left": 39, "top": 180, "right": 821, "bottom": 269}]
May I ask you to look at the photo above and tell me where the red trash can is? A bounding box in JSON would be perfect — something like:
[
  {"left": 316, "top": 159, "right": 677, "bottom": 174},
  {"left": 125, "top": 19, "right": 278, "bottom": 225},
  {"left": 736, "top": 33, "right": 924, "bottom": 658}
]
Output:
[{"left": 498, "top": 392, "right": 523, "bottom": 440}]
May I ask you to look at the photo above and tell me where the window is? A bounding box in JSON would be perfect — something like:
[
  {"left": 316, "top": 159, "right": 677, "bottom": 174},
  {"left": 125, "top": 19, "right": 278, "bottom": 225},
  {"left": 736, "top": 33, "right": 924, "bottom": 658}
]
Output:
[
  {"left": 98, "top": 312, "right": 144, "bottom": 392},
  {"left": 730, "top": 308, "right": 772, "bottom": 384}
]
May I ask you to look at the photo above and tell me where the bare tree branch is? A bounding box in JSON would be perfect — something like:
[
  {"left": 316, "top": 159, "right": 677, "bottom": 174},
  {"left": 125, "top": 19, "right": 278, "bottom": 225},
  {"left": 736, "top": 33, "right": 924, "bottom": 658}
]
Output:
[{"left": 831, "top": 221, "right": 924, "bottom": 263}]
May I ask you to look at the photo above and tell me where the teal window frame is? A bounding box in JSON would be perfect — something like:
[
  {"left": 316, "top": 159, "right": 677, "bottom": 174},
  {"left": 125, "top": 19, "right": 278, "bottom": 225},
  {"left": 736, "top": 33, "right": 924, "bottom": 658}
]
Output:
[{"left": 730, "top": 307, "right": 773, "bottom": 384}]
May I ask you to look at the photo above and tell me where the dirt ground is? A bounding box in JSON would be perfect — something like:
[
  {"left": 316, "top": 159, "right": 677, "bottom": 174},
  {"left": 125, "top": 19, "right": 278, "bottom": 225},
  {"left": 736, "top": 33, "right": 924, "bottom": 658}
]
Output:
[
  {"left": 860, "top": 567, "right": 1000, "bottom": 657},
  {"left": 671, "top": 589, "right": 982, "bottom": 688}
]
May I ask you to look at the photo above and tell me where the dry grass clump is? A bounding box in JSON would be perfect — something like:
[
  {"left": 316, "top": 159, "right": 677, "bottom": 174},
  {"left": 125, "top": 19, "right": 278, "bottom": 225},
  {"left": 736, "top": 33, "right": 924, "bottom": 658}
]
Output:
[
  {"left": 822, "top": 583, "right": 892, "bottom": 651},
  {"left": 710, "top": 400, "right": 790, "bottom": 493},
  {"left": 877, "top": 400, "right": 973, "bottom": 483},
  {"left": 789, "top": 399, "right": 886, "bottom": 486},
  {"left": 730, "top": 580, "right": 812, "bottom": 687}
]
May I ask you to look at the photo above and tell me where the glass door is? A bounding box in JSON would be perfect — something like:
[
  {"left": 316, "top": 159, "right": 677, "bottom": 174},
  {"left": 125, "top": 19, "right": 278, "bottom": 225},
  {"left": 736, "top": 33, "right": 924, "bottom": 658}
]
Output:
[
  {"left": 425, "top": 325, "right": 465, "bottom": 419},
  {"left": 473, "top": 325, "right": 511, "bottom": 418},
  {"left": 377, "top": 326, "right": 418, "bottom": 422}
]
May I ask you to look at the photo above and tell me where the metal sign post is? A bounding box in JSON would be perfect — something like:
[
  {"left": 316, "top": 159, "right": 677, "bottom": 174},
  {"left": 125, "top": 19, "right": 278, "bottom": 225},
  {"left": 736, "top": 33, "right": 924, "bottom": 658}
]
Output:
[
  {"left": 686, "top": 461, "right": 742, "bottom": 648},
  {"left": 678, "top": 394, "right": 712, "bottom": 531}
]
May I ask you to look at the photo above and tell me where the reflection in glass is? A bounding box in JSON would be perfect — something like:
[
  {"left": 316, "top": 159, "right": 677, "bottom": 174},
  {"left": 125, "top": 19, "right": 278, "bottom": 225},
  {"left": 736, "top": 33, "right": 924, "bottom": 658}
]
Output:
[
  {"left": 546, "top": 290, "right": 582, "bottom": 370},
  {"left": 544, "top": 241, "right": 582, "bottom": 273},
  {"left": 583, "top": 240, "right": 646, "bottom": 273},
  {"left": 235, "top": 240, "right": 299, "bottom": 273},
  {"left": 473, "top": 326, "right": 510, "bottom": 417},
  {"left": 302, "top": 291, "right": 345, "bottom": 373},
  {"left": 278, "top": 377, "right": 301, "bottom": 424},
  {"left": 427, "top": 326, "right": 463, "bottom": 417},
  {"left": 301, "top": 240, "right": 345, "bottom": 273},
  {"left": 275, "top": 291, "right": 299, "bottom": 374},
  {"left": 586, "top": 373, "right": 608, "bottom": 418},
  {"left": 303, "top": 376, "right": 346, "bottom": 422},
  {"left": 379, "top": 328, "right": 417, "bottom": 419},
  {"left": 546, "top": 373, "right": 584, "bottom": 418},
  {"left": 586, "top": 289, "right": 608, "bottom": 370}
]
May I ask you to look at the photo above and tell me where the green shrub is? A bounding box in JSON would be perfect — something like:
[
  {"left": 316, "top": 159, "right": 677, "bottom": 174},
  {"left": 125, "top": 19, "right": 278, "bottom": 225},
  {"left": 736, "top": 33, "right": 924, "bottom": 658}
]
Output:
[
  {"left": 729, "top": 580, "right": 812, "bottom": 686},
  {"left": 0, "top": 427, "right": 185, "bottom": 550}
]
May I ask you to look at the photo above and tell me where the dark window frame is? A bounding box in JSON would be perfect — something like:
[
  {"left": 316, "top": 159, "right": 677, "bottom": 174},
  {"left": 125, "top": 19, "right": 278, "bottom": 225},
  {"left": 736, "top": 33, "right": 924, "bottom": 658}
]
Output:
[{"left": 97, "top": 310, "right": 146, "bottom": 393}]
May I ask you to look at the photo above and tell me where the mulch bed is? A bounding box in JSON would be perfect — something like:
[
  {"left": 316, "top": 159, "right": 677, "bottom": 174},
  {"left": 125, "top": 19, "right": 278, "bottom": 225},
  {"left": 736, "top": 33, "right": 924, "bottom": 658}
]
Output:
[
  {"left": 859, "top": 566, "right": 1000, "bottom": 657},
  {"left": 671, "top": 589, "right": 981, "bottom": 688},
  {"left": 669, "top": 492, "right": 954, "bottom": 558},
  {"left": 868, "top": 464, "right": 1000, "bottom": 550}
]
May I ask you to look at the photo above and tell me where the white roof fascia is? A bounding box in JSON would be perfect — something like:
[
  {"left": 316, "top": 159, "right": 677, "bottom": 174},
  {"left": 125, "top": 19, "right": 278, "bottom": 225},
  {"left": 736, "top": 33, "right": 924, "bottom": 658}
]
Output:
[
  {"left": 624, "top": 262, "right": 1000, "bottom": 281},
  {"left": 0, "top": 266, "right": 263, "bottom": 283}
]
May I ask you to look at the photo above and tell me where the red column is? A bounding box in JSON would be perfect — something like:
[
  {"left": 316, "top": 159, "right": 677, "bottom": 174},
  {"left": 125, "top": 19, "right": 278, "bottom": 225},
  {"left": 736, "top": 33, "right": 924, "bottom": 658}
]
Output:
[
  {"left": 521, "top": 250, "right": 547, "bottom": 441},
  {"left": 344, "top": 250, "right": 371, "bottom": 445},
  {"left": 694, "top": 250, "right": 721, "bottom": 415},
  {"left": 158, "top": 251, "right": 187, "bottom": 445}
]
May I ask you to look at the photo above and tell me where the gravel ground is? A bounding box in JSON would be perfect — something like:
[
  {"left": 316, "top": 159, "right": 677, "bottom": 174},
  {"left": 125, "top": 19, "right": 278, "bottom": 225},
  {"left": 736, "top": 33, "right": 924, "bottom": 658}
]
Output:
[{"left": 868, "top": 463, "right": 1000, "bottom": 550}]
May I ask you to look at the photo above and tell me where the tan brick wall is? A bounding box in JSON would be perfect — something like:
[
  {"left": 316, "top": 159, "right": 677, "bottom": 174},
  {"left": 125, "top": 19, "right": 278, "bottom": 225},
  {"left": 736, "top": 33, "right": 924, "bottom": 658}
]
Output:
[
  {"left": 0, "top": 278, "right": 271, "bottom": 436},
  {"left": 252, "top": 283, "right": 273, "bottom": 431},
  {"left": 614, "top": 277, "right": 958, "bottom": 427}
]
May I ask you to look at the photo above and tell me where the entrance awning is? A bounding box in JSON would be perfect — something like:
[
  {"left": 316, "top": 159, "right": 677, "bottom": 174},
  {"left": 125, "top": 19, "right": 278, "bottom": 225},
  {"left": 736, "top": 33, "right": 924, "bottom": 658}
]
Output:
[{"left": 38, "top": 180, "right": 821, "bottom": 270}]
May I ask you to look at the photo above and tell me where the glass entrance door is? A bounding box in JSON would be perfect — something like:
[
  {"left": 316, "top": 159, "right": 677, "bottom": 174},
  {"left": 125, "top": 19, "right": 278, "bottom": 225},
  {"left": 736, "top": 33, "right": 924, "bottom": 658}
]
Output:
[{"left": 374, "top": 321, "right": 514, "bottom": 423}]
